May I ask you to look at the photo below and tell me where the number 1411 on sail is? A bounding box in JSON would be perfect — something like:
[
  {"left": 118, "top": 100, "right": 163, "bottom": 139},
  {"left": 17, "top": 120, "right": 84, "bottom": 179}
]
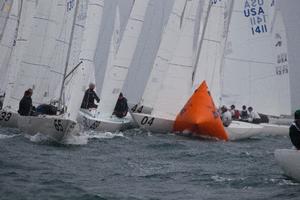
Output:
[{"left": 251, "top": 24, "right": 267, "bottom": 35}]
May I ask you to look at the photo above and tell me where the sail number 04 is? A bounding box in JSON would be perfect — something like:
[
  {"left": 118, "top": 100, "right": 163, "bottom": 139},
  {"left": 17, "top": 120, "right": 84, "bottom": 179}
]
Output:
[{"left": 141, "top": 116, "right": 155, "bottom": 126}]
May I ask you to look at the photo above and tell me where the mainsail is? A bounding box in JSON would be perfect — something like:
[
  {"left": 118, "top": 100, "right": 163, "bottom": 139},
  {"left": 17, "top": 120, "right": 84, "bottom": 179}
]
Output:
[
  {"left": 97, "top": 0, "right": 150, "bottom": 117},
  {"left": 221, "top": 0, "right": 291, "bottom": 116},
  {"left": 3, "top": 0, "right": 78, "bottom": 112},
  {"left": 0, "top": 0, "right": 20, "bottom": 94},
  {"left": 138, "top": 0, "right": 189, "bottom": 113}
]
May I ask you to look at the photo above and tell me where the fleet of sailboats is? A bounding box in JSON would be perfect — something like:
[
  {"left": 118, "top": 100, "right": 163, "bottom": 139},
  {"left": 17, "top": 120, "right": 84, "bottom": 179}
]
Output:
[{"left": 0, "top": 0, "right": 298, "bottom": 145}]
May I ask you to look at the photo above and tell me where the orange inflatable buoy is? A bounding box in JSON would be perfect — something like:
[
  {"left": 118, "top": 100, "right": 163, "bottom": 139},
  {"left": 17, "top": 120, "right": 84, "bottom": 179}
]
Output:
[{"left": 173, "top": 81, "right": 228, "bottom": 141}]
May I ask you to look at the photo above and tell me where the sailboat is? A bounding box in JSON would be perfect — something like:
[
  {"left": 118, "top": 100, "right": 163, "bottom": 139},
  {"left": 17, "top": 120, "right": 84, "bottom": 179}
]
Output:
[
  {"left": 77, "top": 0, "right": 150, "bottom": 132},
  {"left": 130, "top": 0, "right": 193, "bottom": 132},
  {"left": 221, "top": 0, "right": 289, "bottom": 136},
  {"left": 131, "top": 0, "right": 262, "bottom": 141},
  {"left": 3, "top": 0, "right": 88, "bottom": 141},
  {"left": 0, "top": 0, "right": 37, "bottom": 128},
  {"left": 274, "top": 0, "right": 300, "bottom": 182}
]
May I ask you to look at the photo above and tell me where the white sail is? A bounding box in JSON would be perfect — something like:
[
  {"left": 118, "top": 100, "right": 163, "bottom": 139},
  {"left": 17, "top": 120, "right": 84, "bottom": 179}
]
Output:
[
  {"left": 221, "top": 0, "right": 291, "bottom": 116},
  {"left": 0, "top": 0, "right": 20, "bottom": 94},
  {"left": 65, "top": 0, "right": 104, "bottom": 120},
  {"left": 60, "top": 0, "right": 89, "bottom": 121},
  {"left": 95, "top": 5, "right": 121, "bottom": 117},
  {"left": 96, "top": 0, "right": 149, "bottom": 117},
  {"left": 137, "top": 0, "right": 188, "bottom": 113},
  {"left": 3, "top": 0, "right": 38, "bottom": 109},
  {"left": 151, "top": 0, "right": 199, "bottom": 118},
  {"left": 278, "top": 0, "right": 300, "bottom": 114},
  {"left": 77, "top": 0, "right": 104, "bottom": 88},
  {"left": 0, "top": 0, "right": 13, "bottom": 40},
  {"left": 3, "top": 0, "right": 77, "bottom": 110},
  {"left": 192, "top": 0, "right": 233, "bottom": 107}
]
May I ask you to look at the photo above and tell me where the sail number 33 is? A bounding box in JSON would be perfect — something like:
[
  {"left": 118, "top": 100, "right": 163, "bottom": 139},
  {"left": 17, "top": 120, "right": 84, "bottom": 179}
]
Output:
[{"left": 0, "top": 111, "right": 12, "bottom": 121}]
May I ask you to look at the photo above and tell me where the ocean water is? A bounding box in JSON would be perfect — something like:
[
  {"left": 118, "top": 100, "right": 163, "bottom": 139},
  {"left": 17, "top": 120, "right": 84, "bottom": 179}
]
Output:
[{"left": 0, "top": 127, "right": 299, "bottom": 200}]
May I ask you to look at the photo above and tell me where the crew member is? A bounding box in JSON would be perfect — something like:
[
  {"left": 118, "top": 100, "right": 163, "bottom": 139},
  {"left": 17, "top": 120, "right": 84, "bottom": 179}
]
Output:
[
  {"left": 247, "top": 106, "right": 261, "bottom": 124},
  {"left": 18, "top": 89, "right": 33, "bottom": 116},
  {"left": 113, "top": 93, "right": 128, "bottom": 118},
  {"left": 81, "top": 83, "right": 100, "bottom": 109},
  {"left": 221, "top": 106, "right": 232, "bottom": 127},
  {"left": 290, "top": 110, "right": 300, "bottom": 150}
]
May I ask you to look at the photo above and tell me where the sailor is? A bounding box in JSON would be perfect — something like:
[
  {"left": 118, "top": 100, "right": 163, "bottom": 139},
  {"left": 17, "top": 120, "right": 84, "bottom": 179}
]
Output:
[
  {"left": 289, "top": 110, "right": 300, "bottom": 150},
  {"left": 113, "top": 93, "right": 128, "bottom": 118},
  {"left": 81, "top": 83, "right": 100, "bottom": 109},
  {"left": 0, "top": 93, "right": 4, "bottom": 110},
  {"left": 247, "top": 106, "right": 261, "bottom": 124},
  {"left": 230, "top": 104, "right": 240, "bottom": 120},
  {"left": 240, "top": 105, "right": 249, "bottom": 121},
  {"left": 18, "top": 89, "right": 33, "bottom": 116},
  {"left": 221, "top": 106, "right": 232, "bottom": 127}
]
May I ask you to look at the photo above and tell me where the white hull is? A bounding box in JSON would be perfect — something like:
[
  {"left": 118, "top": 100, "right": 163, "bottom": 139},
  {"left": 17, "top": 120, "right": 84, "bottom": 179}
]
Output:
[
  {"left": 132, "top": 113, "right": 264, "bottom": 141},
  {"left": 18, "top": 115, "right": 79, "bottom": 142},
  {"left": 269, "top": 117, "right": 293, "bottom": 126},
  {"left": 225, "top": 121, "right": 263, "bottom": 140},
  {"left": 131, "top": 113, "right": 174, "bottom": 133},
  {"left": 275, "top": 149, "right": 300, "bottom": 182},
  {"left": 0, "top": 108, "right": 19, "bottom": 128},
  {"left": 260, "top": 123, "right": 289, "bottom": 136},
  {"left": 77, "top": 110, "right": 132, "bottom": 132}
]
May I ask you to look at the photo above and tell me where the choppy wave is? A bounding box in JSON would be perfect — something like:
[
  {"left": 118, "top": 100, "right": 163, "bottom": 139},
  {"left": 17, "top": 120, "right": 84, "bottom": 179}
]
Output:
[
  {"left": 0, "top": 133, "right": 20, "bottom": 139},
  {"left": 63, "top": 131, "right": 125, "bottom": 145},
  {"left": 25, "top": 130, "right": 126, "bottom": 146}
]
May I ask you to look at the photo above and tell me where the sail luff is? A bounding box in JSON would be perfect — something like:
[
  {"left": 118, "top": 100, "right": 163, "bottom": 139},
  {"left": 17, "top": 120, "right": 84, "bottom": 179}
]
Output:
[
  {"left": 97, "top": 0, "right": 150, "bottom": 117},
  {"left": 58, "top": 0, "right": 80, "bottom": 110},
  {"left": 137, "top": 0, "right": 188, "bottom": 113},
  {"left": 0, "top": 0, "right": 21, "bottom": 94}
]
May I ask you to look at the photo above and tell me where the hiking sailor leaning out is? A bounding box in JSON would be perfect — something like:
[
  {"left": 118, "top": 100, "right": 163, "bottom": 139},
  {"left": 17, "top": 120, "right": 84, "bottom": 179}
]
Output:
[
  {"left": 18, "top": 89, "right": 34, "bottom": 116},
  {"left": 290, "top": 110, "right": 300, "bottom": 150},
  {"left": 81, "top": 83, "right": 100, "bottom": 109}
]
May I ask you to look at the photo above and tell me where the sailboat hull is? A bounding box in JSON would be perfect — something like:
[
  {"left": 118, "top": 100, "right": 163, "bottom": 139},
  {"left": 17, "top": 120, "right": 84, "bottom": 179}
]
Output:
[
  {"left": 260, "top": 123, "right": 289, "bottom": 136},
  {"left": 0, "top": 108, "right": 19, "bottom": 128},
  {"left": 77, "top": 110, "right": 132, "bottom": 132},
  {"left": 225, "top": 121, "right": 263, "bottom": 140},
  {"left": 131, "top": 112, "right": 174, "bottom": 133},
  {"left": 18, "top": 115, "right": 78, "bottom": 142},
  {"left": 275, "top": 149, "right": 300, "bottom": 182}
]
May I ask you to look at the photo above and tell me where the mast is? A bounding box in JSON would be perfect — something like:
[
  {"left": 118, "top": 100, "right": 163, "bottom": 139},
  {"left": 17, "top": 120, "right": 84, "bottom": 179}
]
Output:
[
  {"left": 58, "top": 0, "right": 80, "bottom": 110},
  {"left": 191, "top": 0, "right": 213, "bottom": 84}
]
